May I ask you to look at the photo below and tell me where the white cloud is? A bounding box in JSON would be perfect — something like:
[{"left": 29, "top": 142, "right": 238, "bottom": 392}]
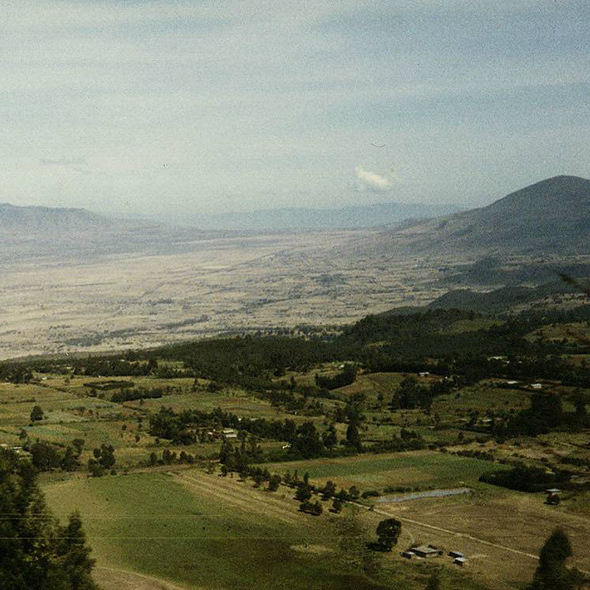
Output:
[{"left": 354, "top": 166, "right": 393, "bottom": 191}]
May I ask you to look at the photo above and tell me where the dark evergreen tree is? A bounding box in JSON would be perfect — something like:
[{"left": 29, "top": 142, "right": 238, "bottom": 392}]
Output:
[
  {"left": 530, "top": 528, "right": 581, "bottom": 590},
  {"left": 30, "top": 405, "right": 44, "bottom": 422},
  {"left": 375, "top": 518, "right": 402, "bottom": 551},
  {"left": 345, "top": 421, "right": 363, "bottom": 452},
  {"left": 0, "top": 449, "right": 97, "bottom": 590}
]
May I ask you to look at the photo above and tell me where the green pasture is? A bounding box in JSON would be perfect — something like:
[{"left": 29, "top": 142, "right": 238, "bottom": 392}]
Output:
[
  {"left": 263, "top": 450, "right": 505, "bottom": 492},
  {"left": 432, "top": 385, "right": 530, "bottom": 419},
  {"left": 126, "top": 389, "right": 284, "bottom": 417},
  {"left": 337, "top": 372, "right": 405, "bottom": 401},
  {"left": 43, "top": 472, "right": 394, "bottom": 590}
]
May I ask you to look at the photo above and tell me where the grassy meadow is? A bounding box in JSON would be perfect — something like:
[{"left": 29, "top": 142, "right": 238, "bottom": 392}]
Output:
[{"left": 262, "top": 450, "right": 505, "bottom": 492}]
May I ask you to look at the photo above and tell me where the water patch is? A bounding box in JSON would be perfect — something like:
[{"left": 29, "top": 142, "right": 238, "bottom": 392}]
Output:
[{"left": 376, "top": 487, "right": 473, "bottom": 503}]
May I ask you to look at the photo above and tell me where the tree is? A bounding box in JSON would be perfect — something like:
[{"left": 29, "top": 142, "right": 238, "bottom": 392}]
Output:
[
  {"left": 321, "top": 480, "right": 336, "bottom": 500},
  {"left": 61, "top": 447, "right": 79, "bottom": 472},
  {"left": 295, "top": 485, "right": 312, "bottom": 502},
  {"left": 30, "top": 405, "right": 44, "bottom": 422},
  {"left": 331, "top": 497, "right": 343, "bottom": 513},
  {"left": 530, "top": 528, "right": 582, "bottom": 590},
  {"left": 346, "top": 421, "right": 363, "bottom": 453},
  {"left": 348, "top": 486, "right": 360, "bottom": 501},
  {"left": 375, "top": 518, "right": 402, "bottom": 551},
  {"left": 0, "top": 449, "right": 97, "bottom": 590},
  {"left": 30, "top": 442, "right": 61, "bottom": 472},
  {"left": 267, "top": 475, "right": 281, "bottom": 492},
  {"left": 322, "top": 426, "right": 338, "bottom": 449},
  {"left": 56, "top": 512, "right": 96, "bottom": 590},
  {"left": 311, "top": 501, "right": 323, "bottom": 516}
]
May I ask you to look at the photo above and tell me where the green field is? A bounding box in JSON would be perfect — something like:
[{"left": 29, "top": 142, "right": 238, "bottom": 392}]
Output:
[
  {"left": 43, "top": 472, "right": 400, "bottom": 590},
  {"left": 262, "top": 450, "right": 505, "bottom": 491}
]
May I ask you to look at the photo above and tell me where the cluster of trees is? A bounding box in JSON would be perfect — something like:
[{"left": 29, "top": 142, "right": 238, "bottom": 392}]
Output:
[
  {"left": 72, "top": 357, "right": 159, "bottom": 377},
  {"left": 390, "top": 376, "right": 453, "bottom": 411},
  {"left": 26, "top": 439, "right": 115, "bottom": 477},
  {"left": 158, "top": 335, "right": 336, "bottom": 387},
  {"left": 0, "top": 364, "right": 33, "bottom": 384},
  {"left": 492, "top": 391, "right": 589, "bottom": 438},
  {"left": 110, "top": 387, "right": 164, "bottom": 403},
  {"left": 315, "top": 364, "right": 357, "bottom": 390},
  {"left": 374, "top": 518, "right": 402, "bottom": 551},
  {"left": 0, "top": 449, "right": 97, "bottom": 589},
  {"left": 149, "top": 406, "right": 352, "bottom": 460},
  {"left": 370, "top": 428, "right": 427, "bottom": 454},
  {"left": 218, "top": 438, "right": 264, "bottom": 474},
  {"left": 5, "top": 307, "right": 590, "bottom": 420},
  {"left": 28, "top": 440, "right": 85, "bottom": 472},
  {"left": 87, "top": 444, "right": 116, "bottom": 477},
  {"left": 479, "top": 464, "right": 572, "bottom": 493}
]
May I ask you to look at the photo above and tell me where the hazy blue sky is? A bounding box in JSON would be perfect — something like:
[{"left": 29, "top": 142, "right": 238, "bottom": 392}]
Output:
[{"left": 1, "top": 1, "right": 588, "bottom": 220}]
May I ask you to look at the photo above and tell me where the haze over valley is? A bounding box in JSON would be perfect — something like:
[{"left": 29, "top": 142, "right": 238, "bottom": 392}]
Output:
[{"left": 1, "top": 175, "right": 589, "bottom": 359}]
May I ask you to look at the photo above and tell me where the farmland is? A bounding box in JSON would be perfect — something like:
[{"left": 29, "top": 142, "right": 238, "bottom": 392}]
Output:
[
  {"left": 262, "top": 451, "right": 505, "bottom": 491},
  {"left": 42, "top": 470, "right": 488, "bottom": 590},
  {"left": 2, "top": 302, "right": 590, "bottom": 590},
  {"left": 0, "top": 228, "right": 458, "bottom": 360}
]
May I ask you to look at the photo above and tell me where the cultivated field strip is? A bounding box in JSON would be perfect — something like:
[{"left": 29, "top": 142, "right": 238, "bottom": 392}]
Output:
[{"left": 171, "top": 471, "right": 305, "bottom": 527}]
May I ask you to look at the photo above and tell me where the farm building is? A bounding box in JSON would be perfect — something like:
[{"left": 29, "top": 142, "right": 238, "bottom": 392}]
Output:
[
  {"left": 412, "top": 546, "right": 442, "bottom": 558},
  {"left": 530, "top": 383, "right": 543, "bottom": 389},
  {"left": 545, "top": 488, "right": 561, "bottom": 505},
  {"left": 454, "top": 557, "right": 467, "bottom": 566},
  {"left": 449, "top": 551, "right": 465, "bottom": 559},
  {"left": 222, "top": 429, "right": 238, "bottom": 440}
]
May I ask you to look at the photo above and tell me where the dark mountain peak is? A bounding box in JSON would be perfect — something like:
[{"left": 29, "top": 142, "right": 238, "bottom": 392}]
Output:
[
  {"left": 487, "top": 175, "right": 590, "bottom": 212},
  {"left": 364, "top": 175, "right": 590, "bottom": 256}
]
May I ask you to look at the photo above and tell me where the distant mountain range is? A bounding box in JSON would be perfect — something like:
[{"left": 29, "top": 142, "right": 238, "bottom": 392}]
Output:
[
  {"left": 0, "top": 203, "right": 112, "bottom": 234},
  {"left": 376, "top": 175, "right": 590, "bottom": 255},
  {"left": 4, "top": 175, "right": 589, "bottom": 259},
  {"left": 196, "top": 202, "right": 463, "bottom": 231},
  {"left": 0, "top": 200, "right": 463, "bottom": 235}
]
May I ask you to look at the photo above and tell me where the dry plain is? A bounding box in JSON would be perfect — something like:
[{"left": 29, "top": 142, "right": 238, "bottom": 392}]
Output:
[{"left": 0, "top": 228, "right": 456, "bottom": 359}]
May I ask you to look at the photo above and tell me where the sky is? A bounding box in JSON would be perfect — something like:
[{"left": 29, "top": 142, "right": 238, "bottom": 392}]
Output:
[{"left": 0, "top": 0, "right": 588, "bottom": 221}]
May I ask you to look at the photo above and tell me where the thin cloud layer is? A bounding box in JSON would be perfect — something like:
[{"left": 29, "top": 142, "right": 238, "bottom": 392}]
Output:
[{"left": 0, "top": 1, "right": 587, "bottom": 219}]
